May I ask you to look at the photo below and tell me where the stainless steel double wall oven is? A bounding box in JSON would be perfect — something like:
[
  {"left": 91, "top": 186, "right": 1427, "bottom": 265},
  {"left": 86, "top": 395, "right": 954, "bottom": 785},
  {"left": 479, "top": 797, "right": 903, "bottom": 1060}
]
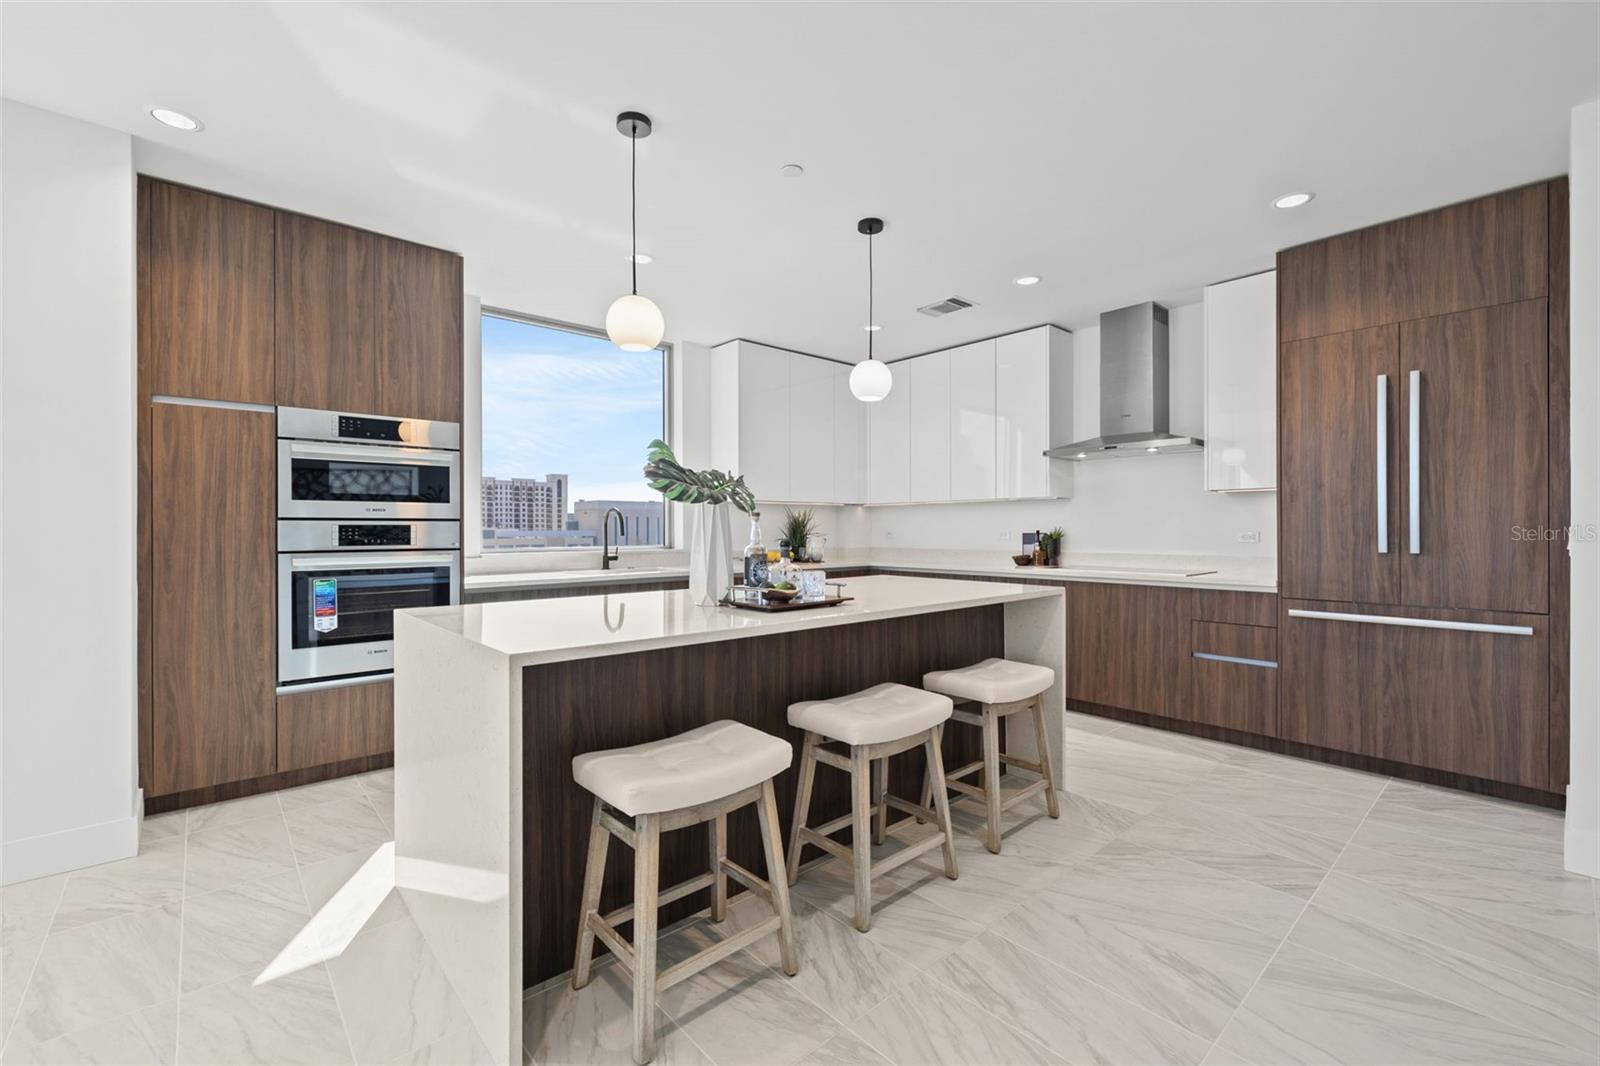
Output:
[{"left": 276, "top": 407, "right": 462, "bottom": 687}]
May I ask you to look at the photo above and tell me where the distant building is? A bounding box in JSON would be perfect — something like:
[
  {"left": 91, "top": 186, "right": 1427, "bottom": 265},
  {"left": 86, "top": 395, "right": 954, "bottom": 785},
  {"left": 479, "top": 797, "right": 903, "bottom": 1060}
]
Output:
[
  {"left": 574, "top": 499, "right": 665, "bottom": 546},
  {"left": 481, "top": 474, "right": 567, "bottom": 532}
]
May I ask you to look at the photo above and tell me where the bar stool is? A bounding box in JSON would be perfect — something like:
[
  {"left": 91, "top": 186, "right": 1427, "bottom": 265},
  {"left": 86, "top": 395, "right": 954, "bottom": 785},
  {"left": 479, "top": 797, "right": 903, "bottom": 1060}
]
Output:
[
  {"left": 571, "top": 721, "right": 799, "bottom": 1065},
  {"left": 786, "top": 683, "right": 959, "bottom": 933},
  {"left": 921, "top": 658, "right": 1060, "bottom": 854}
]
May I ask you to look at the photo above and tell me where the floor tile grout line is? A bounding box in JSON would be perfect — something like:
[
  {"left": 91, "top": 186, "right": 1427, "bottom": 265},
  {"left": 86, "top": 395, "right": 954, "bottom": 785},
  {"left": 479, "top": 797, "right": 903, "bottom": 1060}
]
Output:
[
  {"left": 1305, "top": 857, "right": 1600, "bottom": 1001},
  {"left": 1198, "top": 776, "right": 1392, "bottom": 1061},
  {"left": 1289, "top": 931, "right": 1599, "bottom": 1058},
  {"left": 0, "top": 869, "right": 69, "bottom": 1055},
  {"left": 173, "top": 801, "right": 189, "bottom": 1061},
  {"left": 283, "top": 788, "right": 364, "bottom": 1066},
  {"left": 900, "top": 939, "right": 1073, "bottom": 1063}
]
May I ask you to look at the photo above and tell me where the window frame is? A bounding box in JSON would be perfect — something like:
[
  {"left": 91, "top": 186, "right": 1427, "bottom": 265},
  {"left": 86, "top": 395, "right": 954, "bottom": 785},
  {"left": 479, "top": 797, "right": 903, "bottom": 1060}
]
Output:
[{"left": 473, "top": 305, "right": 673, "bottom": 555}]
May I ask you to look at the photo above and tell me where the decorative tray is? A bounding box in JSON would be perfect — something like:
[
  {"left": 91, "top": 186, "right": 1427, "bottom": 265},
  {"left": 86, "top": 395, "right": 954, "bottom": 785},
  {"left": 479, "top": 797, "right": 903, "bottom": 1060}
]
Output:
[{"left": 719, "top": 591, "right": 853, "bottom": 613}]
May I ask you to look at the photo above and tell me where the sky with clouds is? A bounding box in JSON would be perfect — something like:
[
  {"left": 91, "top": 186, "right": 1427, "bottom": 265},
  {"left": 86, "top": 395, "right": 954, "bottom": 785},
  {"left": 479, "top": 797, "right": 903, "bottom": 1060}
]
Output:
[{"left": 480, "top": 314, "right": 664, "bottom": 504}]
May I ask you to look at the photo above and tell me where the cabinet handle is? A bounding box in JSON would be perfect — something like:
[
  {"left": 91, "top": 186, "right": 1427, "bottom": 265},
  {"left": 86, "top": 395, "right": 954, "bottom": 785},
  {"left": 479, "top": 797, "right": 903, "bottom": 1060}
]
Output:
[
  {"left": 1287, "top": 608, "right": 1533, "bottom": 636},
  {"left": 1408, "top": 369, "right": 1421, "bottom": 555},
  {"left": 1376, "top": 375, "right": 1389, "bottom": 554},
  {"left": 1192, "top": 651, "right": 1278, "bottom": 669}
]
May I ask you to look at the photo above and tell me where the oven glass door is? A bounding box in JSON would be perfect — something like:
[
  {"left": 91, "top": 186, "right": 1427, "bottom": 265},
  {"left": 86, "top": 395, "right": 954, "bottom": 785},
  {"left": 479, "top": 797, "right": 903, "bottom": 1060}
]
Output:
[
  {"left": 280, "top": 440, "right": 459, "bottom": 519},
  {"left": 279, "top": 551, "right": 457, "bottom": 683}
]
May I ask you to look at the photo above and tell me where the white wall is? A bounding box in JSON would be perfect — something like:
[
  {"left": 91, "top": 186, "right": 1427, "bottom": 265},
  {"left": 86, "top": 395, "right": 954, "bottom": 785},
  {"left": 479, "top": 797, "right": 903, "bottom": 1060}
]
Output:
[
  {"left": 1, "top": 100, "right": 139, "bottom": 884},
  {"left": 865, "top": 303, "right": 1277, "bottom": 557},
  {"left": 1566, "top": 99, "right": 1599, "bottom": 879}
]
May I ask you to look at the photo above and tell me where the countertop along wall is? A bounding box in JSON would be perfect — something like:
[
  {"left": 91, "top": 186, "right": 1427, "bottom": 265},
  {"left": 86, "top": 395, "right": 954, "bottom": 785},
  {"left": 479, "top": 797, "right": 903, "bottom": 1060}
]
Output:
[
  {"left": 861, "top": 303, "right": 1279, "bottom": 559},
  {"left": 1, "top": 100, "right": 140, "bottom": 883}
]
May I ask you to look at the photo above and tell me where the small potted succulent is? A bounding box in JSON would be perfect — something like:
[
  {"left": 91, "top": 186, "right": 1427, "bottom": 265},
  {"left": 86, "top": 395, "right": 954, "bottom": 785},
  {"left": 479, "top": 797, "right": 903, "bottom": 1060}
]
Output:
[
  {"left": 780, "top": 507, "right": 821, "bottom": 561},
  {"left": 1039, "top": 527, "right": 1065, "bottom": 567}
]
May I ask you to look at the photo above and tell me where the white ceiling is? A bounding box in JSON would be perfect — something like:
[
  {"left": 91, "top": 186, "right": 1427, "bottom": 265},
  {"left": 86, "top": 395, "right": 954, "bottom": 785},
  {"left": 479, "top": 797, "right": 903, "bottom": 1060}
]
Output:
[{"left": 3, "top": 2, "right": 1596, "bottom": 359}]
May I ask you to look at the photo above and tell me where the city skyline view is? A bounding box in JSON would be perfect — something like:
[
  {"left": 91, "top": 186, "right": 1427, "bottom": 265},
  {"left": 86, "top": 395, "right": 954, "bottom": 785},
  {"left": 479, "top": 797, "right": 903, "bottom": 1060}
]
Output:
[{"left": 480, "top": 312, "right": 666, "bottom": 503}]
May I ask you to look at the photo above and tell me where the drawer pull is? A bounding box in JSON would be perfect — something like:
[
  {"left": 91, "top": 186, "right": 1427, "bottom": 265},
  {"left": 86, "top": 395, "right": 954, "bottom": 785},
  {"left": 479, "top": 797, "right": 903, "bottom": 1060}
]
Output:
[
  {"left": 1287, "top": 608, "right": 1533, "bottom": 636},
  {"left": 1192, "top": 651, "right": 1277, "bottom": 669}
]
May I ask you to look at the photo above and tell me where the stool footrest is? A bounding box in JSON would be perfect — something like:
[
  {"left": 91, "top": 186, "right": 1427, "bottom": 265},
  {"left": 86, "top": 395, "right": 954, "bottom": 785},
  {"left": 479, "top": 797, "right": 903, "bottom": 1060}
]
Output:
[
  {"left": 944, "top": 776, "right": 986, "bottom": 800},
  {"left": 871, "top": 832, "right": 948, "bottom": 878},
  {"left": 657, "top": 915, "right": 781, "bottom": 992},
  {"left": 719, "top": 858, "right": 773, "bottom": 903},
  {"left": 603, "top": 871, "right": 715, "bottom": 929},
  {"left": 883, "top": 794, "right": 940, "bottom": 823},
  {"left": 799, "top": 826, "right": 854, "bottom": 863},
  {"left": 1001, "top": 779, "right": 1050, "bottom": 811},
  {"left": 585, "top": 911, "right": 635, "bottom": 971},
  {"left": 944, "top": 759, "right": 985, "bottom": 783},
  {"left": 998, "top": 753, "right": 1042, "bottom": 774}
]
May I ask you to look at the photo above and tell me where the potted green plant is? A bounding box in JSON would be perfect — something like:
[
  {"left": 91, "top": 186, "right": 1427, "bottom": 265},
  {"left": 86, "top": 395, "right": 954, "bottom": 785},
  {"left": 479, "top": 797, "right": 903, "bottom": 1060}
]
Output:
[
  {"left": 643, "top": 439, "right": 756, "bottom": 604},
  {"left": 779, "top": 507, "right": 820, "bottom": 561},
  {"left": 1039, "top": 527, "right": 1065, "bottom": 567}
]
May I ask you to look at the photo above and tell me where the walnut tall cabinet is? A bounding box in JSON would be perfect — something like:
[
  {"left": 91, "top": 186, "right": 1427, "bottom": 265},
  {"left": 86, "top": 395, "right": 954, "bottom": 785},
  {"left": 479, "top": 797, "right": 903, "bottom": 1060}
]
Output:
[
  {"left": 137, "top": 177, "right": 463, "bottom": 807},
  {"left": 1276, "top": 180, "right": 1569, "bottom": 793}
]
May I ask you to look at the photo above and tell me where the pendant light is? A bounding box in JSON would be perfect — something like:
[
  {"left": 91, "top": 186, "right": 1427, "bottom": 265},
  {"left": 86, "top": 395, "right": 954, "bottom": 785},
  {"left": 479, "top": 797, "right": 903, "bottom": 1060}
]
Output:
[
  {"left": 606, "top": 111, "right": 665, "bottom": 351},
  {"left": 849, "top": 217, "right": 893, "bottom": 402}
]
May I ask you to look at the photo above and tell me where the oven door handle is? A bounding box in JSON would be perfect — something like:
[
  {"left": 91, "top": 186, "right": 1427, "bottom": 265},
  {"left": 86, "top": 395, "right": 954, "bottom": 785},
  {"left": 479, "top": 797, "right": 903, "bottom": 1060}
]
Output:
[
  {"left": 285, "top": 439, "right": 459, "bottom": 467},
  {"left": 288, "top": 552, "right": 458, "bottom": 571}
]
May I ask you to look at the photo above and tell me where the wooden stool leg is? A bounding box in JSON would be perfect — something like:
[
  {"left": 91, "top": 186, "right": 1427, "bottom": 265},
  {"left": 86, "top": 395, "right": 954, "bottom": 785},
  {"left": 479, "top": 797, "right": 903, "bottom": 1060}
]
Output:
[
  {"left": 709, "top": 813, "right": 728, "bottom": 921},
  {"left": 572, "top": 797, "right": 610, "bottom": 989},
  {"left": 786, "top": 732, "right": 817, "bottom": 886},
  {"left": 925, "top": 724, "right": 960, "bottom": 880},
  {"left": 873, "top": 757, "right": 889, "bottom": 845},
  {"left": 849, "top": 745, "right": 873, "bottom": 932},
  {"left": 1031, "top": 694, "right": 1061, "bottom": 818},
  {"left": 632, "top": 814, "right": 660, "bottom": 1065},
  {"left": 917, "top": 760, "right": 932, "bottom": 825},
  {"left": 756, "top": 780, "right": 799, "bottom": 976},
  {"left": 981, "top": 708, "right": 1003, "bottom": 854}
]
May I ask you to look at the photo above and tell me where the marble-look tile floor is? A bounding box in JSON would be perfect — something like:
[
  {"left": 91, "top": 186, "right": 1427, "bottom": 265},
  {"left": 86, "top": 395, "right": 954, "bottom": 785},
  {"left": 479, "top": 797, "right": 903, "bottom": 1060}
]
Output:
[
  {"left": 3, "top": 716, "right": 1596, "bottom": 1066},
  {"left": 524, "top": 714, "right": 1598, "bottom": 1066},
  {"left": 0, "top": 768, "right": 487, "bottom": 1066}
]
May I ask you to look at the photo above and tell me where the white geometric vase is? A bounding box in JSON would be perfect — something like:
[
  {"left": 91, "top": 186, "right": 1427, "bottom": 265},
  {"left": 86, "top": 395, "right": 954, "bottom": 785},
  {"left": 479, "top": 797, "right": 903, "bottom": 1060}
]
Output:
[{"left": 687, "top": 502, "right": 734, "bottom": 606}]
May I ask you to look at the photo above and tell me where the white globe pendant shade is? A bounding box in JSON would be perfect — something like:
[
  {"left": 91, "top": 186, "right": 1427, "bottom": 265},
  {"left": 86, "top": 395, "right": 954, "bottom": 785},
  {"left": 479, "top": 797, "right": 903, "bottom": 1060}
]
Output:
[
  {"left": 606, "top": 293, "right": 665, "bottom": 351},
  {"left": 849, "top": 358, "right": 893, "bottom": 402}
]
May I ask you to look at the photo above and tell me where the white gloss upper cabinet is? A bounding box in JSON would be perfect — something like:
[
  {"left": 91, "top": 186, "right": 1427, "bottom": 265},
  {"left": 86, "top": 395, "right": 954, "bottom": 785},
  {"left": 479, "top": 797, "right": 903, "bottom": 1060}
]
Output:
[
  {"left": 788, "top": 352, "right": 835, "bottom": 503},
  {"left": 832, "top": 362, "right": 870, "bottom": 504},
  {"left": 908, "top": 351, "right": 952, "bottom": 502},
  {"left": 995, "top": 325, "right": 1074, "bottom": 499},
  {"left": 737, "top": 341, "right": 791, "bottom": 503},
  {"left": 868, "top": 368, "right": 911, "bottom": 504},
  {"left": 948, "top": 340, "right": 997, "bottom": 500},
  {"left": 1203, "top": 270, "right": 1277, "bottom": 492}
]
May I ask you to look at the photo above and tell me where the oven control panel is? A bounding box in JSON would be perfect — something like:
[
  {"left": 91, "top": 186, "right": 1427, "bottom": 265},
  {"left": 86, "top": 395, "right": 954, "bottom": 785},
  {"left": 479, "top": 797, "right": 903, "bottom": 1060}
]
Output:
[
  {"left": 338, "top": 524, "right": 413, "bottom": 548},
  {"left": 337, "top": 414, "right": 404, "bottom": 442}
]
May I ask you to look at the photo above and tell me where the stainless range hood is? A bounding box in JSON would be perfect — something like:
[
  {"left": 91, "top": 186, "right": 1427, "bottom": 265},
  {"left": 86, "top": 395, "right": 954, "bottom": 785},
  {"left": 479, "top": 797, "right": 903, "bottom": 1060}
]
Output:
[{"left": 1045, "top": 301, "right": 1203, "bottom": 461}]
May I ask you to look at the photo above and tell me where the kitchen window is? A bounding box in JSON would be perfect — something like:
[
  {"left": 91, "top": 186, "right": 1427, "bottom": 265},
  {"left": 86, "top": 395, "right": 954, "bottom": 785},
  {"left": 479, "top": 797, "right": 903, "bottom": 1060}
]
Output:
[{"left": 478, "top": 309, "right": 669, "bottom": 552}]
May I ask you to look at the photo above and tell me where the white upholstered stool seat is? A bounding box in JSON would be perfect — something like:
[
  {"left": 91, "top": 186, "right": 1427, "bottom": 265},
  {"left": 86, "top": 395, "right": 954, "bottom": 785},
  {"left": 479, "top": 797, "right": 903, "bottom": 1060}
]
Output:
[
  {"left": 923, "top": 657, "right": 1053, "bottom": 705},
  {"left": 571, "top": 721, "right": 798, "bottom": 1064},
  {"left": 788, "top": 682, "right": 953, "bottom": 746},
  {"left": 920, "top": 658, "right": 1060, "bottom": 854},
  {"left": 572, "top": 720, "right": 792, "bottom": 816},
  {"left": 786, "top": 682, "right": 960, "bottom": 933}
]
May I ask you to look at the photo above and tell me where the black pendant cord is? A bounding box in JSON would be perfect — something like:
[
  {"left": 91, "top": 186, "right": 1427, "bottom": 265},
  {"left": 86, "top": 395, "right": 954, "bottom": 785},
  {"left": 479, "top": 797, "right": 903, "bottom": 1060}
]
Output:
[
  {"left": 867, "top": 230, "right": 874, "bottom": 360},
  {"left": 630, "top": 132, "right": 638, "bottom": 295}
]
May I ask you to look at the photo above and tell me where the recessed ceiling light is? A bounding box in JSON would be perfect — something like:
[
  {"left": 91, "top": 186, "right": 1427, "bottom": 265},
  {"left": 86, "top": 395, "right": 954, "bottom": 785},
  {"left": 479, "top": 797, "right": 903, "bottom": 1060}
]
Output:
[
  {"left": 780, "top": 163, "right": 805, "bottom": 177},
  {"left": 863, "top": 324, "right": 881, "bottom": 332},
  {"left": 626, "top": 252, "right": 653, "bottom": 264},
  {"left": 1014, "top": 275, "right": 1041, "bottom": 286},
  {"left": 1274, "top": 191, "right": 1315, "bottom": 209},
  {"left": 148, "top": 106, "right": 202, "bottom": 132}
]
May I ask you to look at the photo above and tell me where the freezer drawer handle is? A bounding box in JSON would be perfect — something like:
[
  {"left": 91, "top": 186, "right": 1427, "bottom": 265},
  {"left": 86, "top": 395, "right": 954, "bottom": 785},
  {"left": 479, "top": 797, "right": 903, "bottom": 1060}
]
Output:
[
  {"left": 1376, "top": 374, "right": 1389, "bottom": 554},
  {"left": 1408, "top": 369, "right": 1421, "bottom": 555},
  {"left": 1287, "top": 608, "right": 1533, "bottom": 636},
  {"left": 1192, "top": 651, "right": 1278, "bottom": 669}
]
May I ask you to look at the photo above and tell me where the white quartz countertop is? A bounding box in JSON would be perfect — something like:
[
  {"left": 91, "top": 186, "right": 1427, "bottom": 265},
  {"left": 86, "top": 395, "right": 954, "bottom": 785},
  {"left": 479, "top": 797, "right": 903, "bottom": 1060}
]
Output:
[
  {"left": 462, "top": 550, "right": 1277, "bottom": 595},
  {"left": 404, "top": 574, "right": 1059, "bottom": 665}
]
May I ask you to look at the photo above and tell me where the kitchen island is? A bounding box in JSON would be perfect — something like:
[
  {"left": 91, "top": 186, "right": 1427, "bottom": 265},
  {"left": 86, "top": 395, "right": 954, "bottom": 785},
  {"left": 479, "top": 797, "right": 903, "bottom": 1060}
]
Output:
[{"left": 392, "top": 574, "right": 1065, "bottom": 1065}]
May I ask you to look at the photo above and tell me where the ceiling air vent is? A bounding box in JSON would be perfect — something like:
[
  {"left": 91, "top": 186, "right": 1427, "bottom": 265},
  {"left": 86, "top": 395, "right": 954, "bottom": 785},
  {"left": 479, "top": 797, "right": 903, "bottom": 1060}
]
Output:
[{"left": 916, "top": 295, "right": 977, "bottom": 317}]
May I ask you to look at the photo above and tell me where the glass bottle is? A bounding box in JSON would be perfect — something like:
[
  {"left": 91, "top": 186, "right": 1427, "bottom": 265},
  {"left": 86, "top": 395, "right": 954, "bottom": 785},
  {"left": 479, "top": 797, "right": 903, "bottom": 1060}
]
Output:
[{"left": 743, "top": 512, "right": 769, "bottom": 588}]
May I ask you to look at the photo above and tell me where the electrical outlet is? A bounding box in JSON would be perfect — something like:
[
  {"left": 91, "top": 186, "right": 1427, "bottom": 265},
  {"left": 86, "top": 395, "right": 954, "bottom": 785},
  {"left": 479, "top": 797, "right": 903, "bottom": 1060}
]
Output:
[
  {"left": 999, "top": 530, "right": 1012, "bottom": 542},
  {"left": 1238, "top": 530, "right": 1261, "bottom": 545}
]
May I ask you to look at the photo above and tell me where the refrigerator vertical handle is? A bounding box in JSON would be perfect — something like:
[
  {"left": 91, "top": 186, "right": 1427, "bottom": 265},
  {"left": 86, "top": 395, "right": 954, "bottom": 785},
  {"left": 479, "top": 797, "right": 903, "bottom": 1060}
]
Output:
[
  {"left": 1408, "top": 369, "right": 1421, "bottom": 555},
  {"left": 1376, "top": 375, "right": 1389, "bottom": 554}
]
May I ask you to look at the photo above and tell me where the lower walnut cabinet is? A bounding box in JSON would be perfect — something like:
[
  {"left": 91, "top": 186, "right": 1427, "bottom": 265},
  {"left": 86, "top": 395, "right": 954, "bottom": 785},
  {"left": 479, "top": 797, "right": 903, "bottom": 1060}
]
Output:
[
  {"left": 1278, "top": 599, "right": 1549, "bottom": 789},
  {"left": 277, "top": 681, "right": 394, "bottom": 773},
  {"left": 1185, "top": 622, "right": 1278, "bottom": 736},
  {"left": 1064, "top": 582, "right": 1192, "bottom": 719}
]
